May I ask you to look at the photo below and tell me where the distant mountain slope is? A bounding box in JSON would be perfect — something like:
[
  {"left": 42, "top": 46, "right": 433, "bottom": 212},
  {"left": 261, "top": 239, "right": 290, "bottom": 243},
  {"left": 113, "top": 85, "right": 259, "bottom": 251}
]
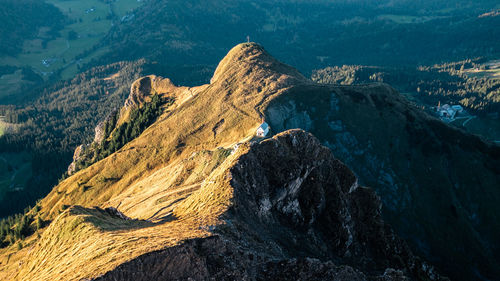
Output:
[
  {"left": 311, "top": 62, "right": 500, "bottom": 143},
  {"left": 0, "top": 60, "right": 150, "bottom": 217},
  {"left": 265, "top": 81, "right": 500, "bottom": 280},
  {"left": 0, "top": 43, "right": 497, "bottom": 280},
  {"left": 0, "top": 0, "right": 65, "bottom": 57},
  {"left": 312, "top": 62, "right": 500, "bottom": 115},
  {"left": 100, "top": 0, "right": 500, "bottom": 77}
]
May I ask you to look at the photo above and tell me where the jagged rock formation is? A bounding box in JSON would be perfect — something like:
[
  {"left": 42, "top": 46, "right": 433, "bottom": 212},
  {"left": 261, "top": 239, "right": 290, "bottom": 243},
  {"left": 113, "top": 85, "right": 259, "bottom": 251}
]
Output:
[
  {"left": 2, "top": 43, "right": 497, "bottom": 281},
  {"left": 93, "top": 238, "right": 413, "bottom": 281},
  {"left": 93, "top": 109, "right": 118, "bottom": 144},
  {"left": 94, "top": 130, "right": 443, "bottom": 281},
  {"left": 263, "top": 82, "right": 500, "bottom": 280},
  {"left": 66, "top": 74, "right": 207, "bottom": 176},
  {"left": 123, "top": 74, "right": 208, "bottom": 116},
  {"left": 67, "top": 144, "right": 85, "bottom": 175}
]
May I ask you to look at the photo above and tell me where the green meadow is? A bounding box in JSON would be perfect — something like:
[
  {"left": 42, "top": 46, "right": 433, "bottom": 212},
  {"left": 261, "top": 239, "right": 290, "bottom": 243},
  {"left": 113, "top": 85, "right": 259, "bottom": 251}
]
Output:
[
  {"left": 0, "top": 0, "right": 143, "bottom": 97},
  {"left": 463, "top": 60, "right": 500, "bottom": 79}
]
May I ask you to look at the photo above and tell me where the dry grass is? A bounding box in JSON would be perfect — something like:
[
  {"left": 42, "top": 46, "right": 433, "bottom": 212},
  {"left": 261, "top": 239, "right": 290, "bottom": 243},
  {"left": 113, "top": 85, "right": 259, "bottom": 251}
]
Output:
[
  {"left": 0, "top": 43, "right": 308, "bottom": 280},
  {"left": 1, "top": 206, "right": 212, "bottom": 281},
  {"left": 1, "top": 43, "right": 398, "bottom": 280},
  {"left": 1, "top": 43, "right": 497, "bottom": 281},
  {"left": 39, "top": 43, "right": 304, "bottom": 220},
  {"left": 0, "top": 43, "right": 408, "bottom": 280}
]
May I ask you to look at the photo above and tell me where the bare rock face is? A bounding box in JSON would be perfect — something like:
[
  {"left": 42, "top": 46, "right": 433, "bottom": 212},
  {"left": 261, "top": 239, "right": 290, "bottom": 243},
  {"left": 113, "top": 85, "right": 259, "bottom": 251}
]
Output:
[
  {"left": 229, "top": 129, "right": 443, "bottom": 279},
  {"left": 67, "top": 108, "right": 118, "bottom": 175},
  {"left": 94, "top": 109, "right": 119, "bottom": 144},
  {"left": 94, "top": 236, "right": 371, "bottom": 281},
  {"left": 96, "top": 207, "right": 132, "bottom": 221},
  {"left": 125, "top": 76, "right": 154, "bottom": 110},
  {"left": 124, "top": 75, "right": 180, "bottom": 111},
  {"left": 67, "top": 144, "right": 85, "bottom": 175},
  {"left": 93, "top": 130, "right": 446, "bottom": 281}
]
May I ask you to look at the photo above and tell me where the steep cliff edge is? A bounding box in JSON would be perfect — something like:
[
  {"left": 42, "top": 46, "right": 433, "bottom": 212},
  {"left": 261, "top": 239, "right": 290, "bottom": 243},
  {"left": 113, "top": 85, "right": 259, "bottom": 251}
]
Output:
[
  {"left": 67, "top": 74, "right": 208, "bottom": 175},
  {"left": 95, "top": 130, "right": 443, "bottom": 281},
  {"left": 264, "top": 82, "right": 500, "bottom": 279},
  {"left": 0, "top": 43, "right": 496, "bottom": 280}
]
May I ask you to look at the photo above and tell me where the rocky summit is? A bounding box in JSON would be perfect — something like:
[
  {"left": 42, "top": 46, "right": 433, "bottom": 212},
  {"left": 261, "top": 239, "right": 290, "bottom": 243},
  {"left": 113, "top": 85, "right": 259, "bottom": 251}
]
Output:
[
  {"left": 1, "top": 43, "right": 498, "bottom": 280},
  {"left": 94, "top": 130, "right": 444, "bottom": 281}
]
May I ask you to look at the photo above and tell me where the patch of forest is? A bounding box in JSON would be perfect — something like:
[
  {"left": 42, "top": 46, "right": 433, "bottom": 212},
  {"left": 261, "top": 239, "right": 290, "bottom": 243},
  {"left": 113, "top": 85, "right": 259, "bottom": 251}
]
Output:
[
  {"left": 312, "top": 59, "right": 500, "bottom": 115},
  {"left": 0, "top": 0, "right": 66, "bottom": 57},
  {"left": 0, "top": 60, "right": 151, "bottom": 217},
  {"left": 0, "top": 203, "right": 44, "bottom": 249},
  {"left": 71, "top": 94, "right": 172, "bottom": 174}
]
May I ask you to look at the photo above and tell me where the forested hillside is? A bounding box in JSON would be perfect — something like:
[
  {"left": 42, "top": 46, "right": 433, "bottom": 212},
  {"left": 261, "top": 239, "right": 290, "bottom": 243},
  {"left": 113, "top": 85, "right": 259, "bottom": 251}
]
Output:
[
  {"left": 99, "top": 0, "right": 500, "bottom": 76},
  {"left": 312, "top": 59, "right": 500, "bottom": 142},
  {"left": 0, "top": 60, "right": 151, "bottom": 217},
  {"left": 312, "top": 59, "right": 500, "bottom": 115},
  {"left": 0, "top": 0, "right": 65, "bottom": 57}
]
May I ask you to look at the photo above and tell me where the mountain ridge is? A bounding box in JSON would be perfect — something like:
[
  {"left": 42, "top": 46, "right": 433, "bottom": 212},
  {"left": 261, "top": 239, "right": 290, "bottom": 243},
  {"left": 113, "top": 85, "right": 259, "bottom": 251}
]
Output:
[{"left": 0, "top": 43, "right": 497, "bottom": 280}]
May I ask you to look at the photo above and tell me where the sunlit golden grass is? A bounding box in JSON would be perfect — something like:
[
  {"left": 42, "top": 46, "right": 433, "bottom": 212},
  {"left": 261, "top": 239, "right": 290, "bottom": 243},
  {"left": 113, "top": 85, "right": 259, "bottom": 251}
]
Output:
[
  {"left": 38, "top": 43, "right": 305, "bottom": 220},
  {"left": 0, "top": 43, "right": 303, "bottom": 280},
  {"left": 1, "top": 206, "right": 213, "bottom": 281},
  {"left": 0, "top": 43, "right": 354, "bottom": 280}
]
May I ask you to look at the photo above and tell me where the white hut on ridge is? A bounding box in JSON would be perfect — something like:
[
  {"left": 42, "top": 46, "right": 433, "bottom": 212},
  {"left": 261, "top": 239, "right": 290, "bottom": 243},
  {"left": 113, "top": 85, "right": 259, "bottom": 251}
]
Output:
[{"left": 256, "top": 121, "right": 270, "bottom": 137}]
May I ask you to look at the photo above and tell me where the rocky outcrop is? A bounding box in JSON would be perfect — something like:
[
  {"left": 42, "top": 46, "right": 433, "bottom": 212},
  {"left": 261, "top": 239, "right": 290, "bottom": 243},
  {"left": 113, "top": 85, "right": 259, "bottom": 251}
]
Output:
[
  {"left": 228, "top": 130, "right": 443, "bottom": 280},
  {"left": 67, "top": 144, "right": 85, "bottom": 175},
  {"left": 124, "top": 76, "right": 154, "bottom": 110},
  {"left": 93, "top": 130, "right": 445, "bottom": 281},
  {"left": 94, "top": 236, "right": 413, "bottom": 281},
  {"left": 93, "top": 109, "right": 118, "bottom": 144},
  {"left": 95, "top": 206, "right": 133, "bottom": 221},
  {"left": 264, "top": 82, "right": 500, "bottom": 280},
  {"left": 124, "top": 74, "right": 205, "bottom": 113},
  {"left": 22, "top": 43, "right": 491, "bottom": 281},
  {"left": 67, "top": 75, "right": 159, "bottom": 176},
  {"left": 67, "top": 109, "right": 118, "bottom": 175}
]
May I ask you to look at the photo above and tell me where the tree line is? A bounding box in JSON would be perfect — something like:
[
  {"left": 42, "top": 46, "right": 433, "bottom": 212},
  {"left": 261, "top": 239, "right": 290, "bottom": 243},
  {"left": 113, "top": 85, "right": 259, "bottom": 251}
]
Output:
[
  {"left": 0, "top": 60, "right": 151, "bottom": 218},
  {"left": 0, "top": 203, "right": 44, "bottom": 249},
  {"left": 72, "top": 94, "right": 172, "bottom": 174},
  {"left": 312, "top": 59, "right": 500, "bottom": 115}
]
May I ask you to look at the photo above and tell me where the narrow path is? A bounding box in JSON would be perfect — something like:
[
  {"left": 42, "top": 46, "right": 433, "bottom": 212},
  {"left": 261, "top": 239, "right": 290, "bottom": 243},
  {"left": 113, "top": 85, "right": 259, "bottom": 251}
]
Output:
[
  {"left": 156, "top": 183, "right": 201, "bottom": 198},
  {"left": 143, "top": 184, "right": 201, "bottom": 221},
  {"left": 124, "top": 183, "right": 202, "bottom": 212},
  {"left": 462, "top": 116, "right": 476, "bottom": 127}
]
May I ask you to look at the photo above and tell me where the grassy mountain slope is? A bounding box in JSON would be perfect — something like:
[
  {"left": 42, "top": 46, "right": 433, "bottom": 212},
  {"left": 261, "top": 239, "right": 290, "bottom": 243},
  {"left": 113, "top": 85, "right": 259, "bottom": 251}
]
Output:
[
  {"left": 39, "top": 43, "right": 307, "bottom": 219},
  {"left": 0, "top": 43, "right": 496, "bottom": 280},
  {"left": 0, "top": 0, "right": 65, "bottom": 57},
  {"left": 0, "top": 43, "right": 307, "bottom": 280},
  {"left": 0, "top": 60, "right": 151, "bottom": 217}
]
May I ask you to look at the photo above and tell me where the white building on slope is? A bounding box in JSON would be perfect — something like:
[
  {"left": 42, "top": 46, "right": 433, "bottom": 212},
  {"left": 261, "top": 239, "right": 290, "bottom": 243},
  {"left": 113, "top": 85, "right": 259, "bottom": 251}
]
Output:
[
  {"left": 437, "top": 102, "right": 463, "bottom": 120},
  {"left": 256, "top": 121, "right": 270, "bottom": 137}
]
